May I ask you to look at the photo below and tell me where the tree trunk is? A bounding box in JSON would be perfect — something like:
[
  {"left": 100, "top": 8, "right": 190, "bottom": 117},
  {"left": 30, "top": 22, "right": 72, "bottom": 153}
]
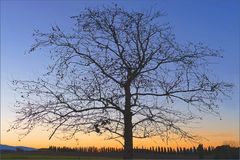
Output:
[{"left": 124, "top": 85, "right": 133, "bottom": 160}]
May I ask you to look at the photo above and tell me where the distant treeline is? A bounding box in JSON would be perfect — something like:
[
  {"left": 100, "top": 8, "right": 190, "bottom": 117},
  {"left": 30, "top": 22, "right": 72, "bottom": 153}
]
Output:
[
  {"left": 42, "top": 144, "right": 239, "bottom": 159},
  {"left": 47, "top": 145, "right": 205, "bottom": 154}
]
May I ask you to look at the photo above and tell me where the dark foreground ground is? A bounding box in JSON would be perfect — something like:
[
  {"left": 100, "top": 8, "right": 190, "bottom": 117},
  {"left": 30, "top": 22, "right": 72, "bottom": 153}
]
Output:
[
  {"left": 1, "top": 151, "right": 239, "bottom": 160},
  {"left": 1, "top": 152, "right": 119, "bottom": 160}
]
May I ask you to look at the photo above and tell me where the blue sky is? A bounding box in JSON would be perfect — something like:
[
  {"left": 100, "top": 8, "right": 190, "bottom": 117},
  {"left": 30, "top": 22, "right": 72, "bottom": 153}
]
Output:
[{"left": 1, "top": 0, "right": 239, "bottom": 147}]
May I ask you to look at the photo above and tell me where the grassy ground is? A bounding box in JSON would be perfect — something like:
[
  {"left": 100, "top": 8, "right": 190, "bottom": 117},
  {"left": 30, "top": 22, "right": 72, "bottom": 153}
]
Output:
[{"left": 0, "top": 153, "right": 123, "bottom": 160}]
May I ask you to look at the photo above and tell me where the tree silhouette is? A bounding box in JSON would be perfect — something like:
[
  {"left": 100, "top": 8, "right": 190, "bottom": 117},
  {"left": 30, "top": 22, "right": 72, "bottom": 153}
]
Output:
[
  {"left": 197, "top": 144, "right": 204, "bottom": 159},
  {"left": 10, "top": 5, "right": 232, "bottom": 159}
]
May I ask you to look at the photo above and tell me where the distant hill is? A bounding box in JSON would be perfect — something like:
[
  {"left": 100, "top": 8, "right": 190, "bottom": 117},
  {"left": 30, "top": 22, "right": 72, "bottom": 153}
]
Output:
[{"left": 0, "top": 144, "right": 37, "bottom": 151}]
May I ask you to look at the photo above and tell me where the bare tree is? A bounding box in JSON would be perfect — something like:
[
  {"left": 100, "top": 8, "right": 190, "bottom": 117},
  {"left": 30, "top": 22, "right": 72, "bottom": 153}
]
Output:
[{"left": 10, "top": 6, "right": 232, "bottom": 159}]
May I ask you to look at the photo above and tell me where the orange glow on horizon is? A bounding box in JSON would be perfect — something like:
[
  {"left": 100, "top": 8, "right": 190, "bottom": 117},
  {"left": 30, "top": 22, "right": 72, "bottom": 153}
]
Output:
[{"left": 1, "top": 126, "right": 238, "bottom": 149}]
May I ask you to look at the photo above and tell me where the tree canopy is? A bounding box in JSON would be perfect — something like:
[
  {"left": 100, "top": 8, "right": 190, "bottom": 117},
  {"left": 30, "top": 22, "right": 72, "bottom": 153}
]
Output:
[{"left": 10, "top": 5, "right": 232, "bottom": 159}]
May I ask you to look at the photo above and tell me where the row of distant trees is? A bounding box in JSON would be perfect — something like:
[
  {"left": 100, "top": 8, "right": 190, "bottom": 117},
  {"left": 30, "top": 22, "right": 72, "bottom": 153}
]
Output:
[
  {"left": 48, "top": 145, "right": 202, "bottom": 154},
  {"left": 47, "top": 144, "right": 238, "bottom": 155}
]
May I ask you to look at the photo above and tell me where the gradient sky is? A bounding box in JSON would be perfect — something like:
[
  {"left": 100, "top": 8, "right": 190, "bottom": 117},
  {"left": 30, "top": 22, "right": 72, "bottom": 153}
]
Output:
[{"left": 1, "top": 0, "right": 239, "bottom": 148}]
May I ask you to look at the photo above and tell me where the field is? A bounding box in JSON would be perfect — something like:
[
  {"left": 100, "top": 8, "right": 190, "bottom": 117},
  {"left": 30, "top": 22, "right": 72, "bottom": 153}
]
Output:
[
  {"left": 0, "top": 153, "right": 167, "bottom": 160},
  {"left": 2, "top": 152, "right": 239, "bottom": 160},
  {"left": 1, "top": 153, "right": 123, "bottom": 160}
]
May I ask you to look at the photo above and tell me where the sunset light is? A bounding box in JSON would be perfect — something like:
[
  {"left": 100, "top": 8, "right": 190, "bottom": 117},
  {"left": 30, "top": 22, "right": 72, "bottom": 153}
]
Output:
[{"left": 1, "top": 0, "right": 239, "bottom": 159}]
